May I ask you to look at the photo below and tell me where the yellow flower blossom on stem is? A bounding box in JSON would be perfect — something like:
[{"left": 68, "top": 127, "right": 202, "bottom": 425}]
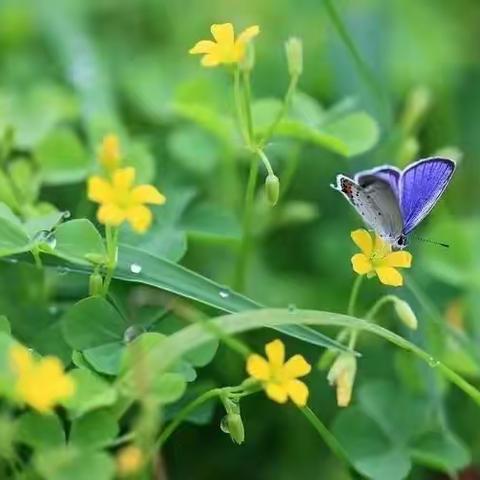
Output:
[
  {"left": 99, "top": 134, "right": 121, "bottom": 171},
  {"left": 189, "top": 23, "right": 260, "bottom": 67},
  {"left": 88, "top": 167, "right": 166, "bottom": 234},
  {"left": 116, "top": 445, "right": 144, "bottom": 477},
  {"left": 246, "top": 339, "right": 311, "bottom": 406},
  {"left": 9, "top": 345, "right": 75, "bottom": 413},
  {"left": 351, "top": 229, "right": 412, "bottom": 287}
]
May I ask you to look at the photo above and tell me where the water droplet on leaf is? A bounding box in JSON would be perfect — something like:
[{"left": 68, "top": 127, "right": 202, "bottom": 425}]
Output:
[
  {"left": 130, "top": 263, "right": 142, "bottom": 274},
  {"left": 220, "top": 415, "right": 230, "bottom": 434},
  {"left": 123, "top": 325, "right": 145, "bottom": 343}
]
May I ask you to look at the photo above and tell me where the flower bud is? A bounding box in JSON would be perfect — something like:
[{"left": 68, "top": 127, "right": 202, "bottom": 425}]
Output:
[
  {"left": 285, "top": 37, "right": 303, "bottom": 77},
  {"left": 400, "top": 86, "right": 431, "bottom": 134},
  {"left": 89, "top": 271, "right": 104, "bottom": 296},
  {"left": 327, "top": 353, "right": 357, "bottom": 407},
  {"left": 393, "top": 298, "right": 418, "bottom": 330},
  {"left": 116, "top": 445, "right": 143, "bottom": 477},
  {"left": 265, "top": 174, "right": 280, "bottom": 206},
  {"left": 221, "top": 413, "right": 245, "bottom": 445},
  {"left": 99, "top": 134, "right": 121, "bottom": 171},
  {"left": 240, "top": 42, "right": 255, "bottom": 72}
]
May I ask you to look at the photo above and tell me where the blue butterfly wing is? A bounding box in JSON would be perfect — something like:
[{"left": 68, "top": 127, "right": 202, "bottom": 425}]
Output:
[{"left": 400, "top": 157, "right": 455, "bottom": 234}]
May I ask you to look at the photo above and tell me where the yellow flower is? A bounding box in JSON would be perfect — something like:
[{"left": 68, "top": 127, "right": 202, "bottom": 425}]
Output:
[
  {"left": 9, "top": 345, "right": 75, "bottom": 413},
  {"left": 189, "top": 23, "right": 260, "bottom": 67},
  {"left": 246, "top": 339, "right": 311, "bottom": 406},
  {"left": 116, "top": 445, "right": 144, "bottom": 477},
  {"left": 351, "top": 229, "right": 412, "bottom": 287},
  {"left": 87, "top": 167, "right": 166, "bottom": 234},
  {"left": 99, "top": 134, "right": 121, "bottom": 171}
]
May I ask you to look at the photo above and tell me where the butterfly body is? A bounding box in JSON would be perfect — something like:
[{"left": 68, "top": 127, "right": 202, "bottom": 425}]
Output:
[{"left": 332, "top": 157, "right": 456, "bottom": 249}]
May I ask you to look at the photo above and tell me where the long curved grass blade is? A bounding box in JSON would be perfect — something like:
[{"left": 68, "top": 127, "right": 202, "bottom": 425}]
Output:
[{"left": 121, "top": 308, "right": 480, "bottom": 408}]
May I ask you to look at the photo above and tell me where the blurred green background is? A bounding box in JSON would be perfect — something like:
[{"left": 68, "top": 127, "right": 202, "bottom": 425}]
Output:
[{"left": 1, "top": 0, "right": 480, "bottom": 478}]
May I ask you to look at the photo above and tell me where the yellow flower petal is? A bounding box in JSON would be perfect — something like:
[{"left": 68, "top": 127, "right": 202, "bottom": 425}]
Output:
[
  {"left": 210, "top": 23, "right": 234, "bottom": 46},
  {"left": 98, "top": 203, "right": 126, "bottom": 226},
  {"left": 88, "top": 176, "right": 114, "bottom": 204},
  {"left": 375, "top": 266, "right": 403, "bottom": 287},
  {"left": 283, "top": 354, "right": 311, "bottom": 378},
  {"left": 112, "top": 167, "right": 135, "bottom": 191},
  {"left": 265, "top": 339, "right": 285, "bottom": 368},
  {"left": 246, "top": 354, "right": 270, "bottom": 381},
  {"left": 382, "top": 251, "right": 412, "bottom": 268},
  {"left": 126, "top": 205, "right": 153, "bottom": 234},
  {"left": 189, "top": 40, "right": 216, "bottom": 55},
  {"left": 236, "top": 25, "right": 260, "bottom": 45},
  {"left": 351, "top": 229, "right": 373, "bottom": 256},
  {"left": 351, "top": 253, "right": 373, "bottom": 275},
  {"left": 10, "top": 345, "right": 33, "bottom": 376},
  {"left": 265, "top": 383, "right": 288, "bottom": 404},
  {"left": 131, "top": 185, "right": 166, "bottom": 205},
  {"left": 373, "top": 235, "right": 392, "bottom": 257},
  {"left": 201, "top": 53, "right": 221, "bottom": 67},
  {"left": 286, "top": 379, "right": 309, "bottom": 407}
]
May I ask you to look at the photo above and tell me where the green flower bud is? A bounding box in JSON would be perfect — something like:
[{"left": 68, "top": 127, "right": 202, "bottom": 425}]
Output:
[
  {"left": 89, "top": 271, "right": 104, "bottom": 296},
  {"left": 400, "top": 86, "right": 432, "bottom": 134},
  {"left": 265, "top": 174, "right": 280, "bottom": 206},
  {"left": 220, "top": 413, "right": 245, "bottom": 445},
  {"left": 393, "top": 298, "right": 418, "bottom": 330},
  {"left": 285, "top": 37, "right": 303, "bottom": 77}
]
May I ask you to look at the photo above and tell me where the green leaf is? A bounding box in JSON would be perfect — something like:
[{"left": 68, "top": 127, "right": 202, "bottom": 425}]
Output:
[
  {"left": 184, "top": 340, "right": 219, "bottom": 367},
  {"left": 167, "top": 125, "right": 219, "bottom": 175},
  {"left": 62, "top": 296, "right": 126, "bottom": 351},
  {"left": 24, "top": 211, "right": 65, "bottom": 240},
  {"left": 0, "top": 203, "right": 31, "bottom": 256},
  {"left": 8, "top": 159, "right": 40, "bottom": 204},
  {"left": 150, "top": 373, "right": 187, "bottom": 404},
  {"left": 411, "top": 431, "right": 471, "bottom": 473},
  {"left": 35, "top": 128, "right": 91, "bottom": 185},
  {"left": 0, "top": 171, "right": 21, "bottom": 211},
  {"left": 15, "top": 412, "right": 65, "bottom": 450},
  {"left": 113, "top": 245, "right": 345, "bottom": 351},
  {"left": 54, "top": 219, "right": 106, "bottom": 265},
  {"left": 34, "top": 448, "right": 115, "bottom": 480},
  {"left": 62, "top": 368, "right": 117, "bottom": 418},
  {"left": 333, "top": 406, "right": 412, "bottom": 480},
  {"left": 322, "top": 111, "right": 380, "bottom": 157},
  {"left": 83, "top": 342, "right": 124, "bottom": 376},
  {"left": 0, "top": 315, "right": 11, "bottom": 334},
  {"left": 69, "top": 410, "right": 119, "bottom": 450}
]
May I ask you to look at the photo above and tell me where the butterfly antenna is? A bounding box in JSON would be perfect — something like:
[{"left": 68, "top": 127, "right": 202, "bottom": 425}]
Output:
[{"left": 411, "top": 235, "right": 450, "bottom": 248}]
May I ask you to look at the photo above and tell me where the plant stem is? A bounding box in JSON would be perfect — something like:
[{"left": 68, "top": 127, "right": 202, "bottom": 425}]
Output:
[
  {"left": 31, "top": 247, "right": 42, "bottom": 269},
  {"left": 347, "top": 275, "right": 363, "bottom": 316},
  {"left": 301, "top": 406, "right": 350, "bottom": 465},
  {"left": 102, "top": 225, "right": 118, "bottom": 296},
  {"left": 156, "top": 388, "right": 221, "bottom": 449},
  {"left": 260, "top": 73, "right": 299, "bottom": 147},
  {"left": 234, "top": 154, "right": 259, "bottom": 291},
  {"left": 241, "top": 70, "right": 254, "bottom": 146},
  {"left": 365, "top": 294, "right": 397, "bottom": 320},
  {"left": 233, "top": 68, "right": 248, "bottom": 145}
]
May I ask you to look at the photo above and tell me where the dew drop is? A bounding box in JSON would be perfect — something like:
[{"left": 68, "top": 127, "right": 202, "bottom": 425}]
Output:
[
  {"left": 427, "top": 356, "right": 439, "bottom": 368},
  {"left": 219, "top": 290, "right": 230, "bottom": 299},
  {"left": 48, "top": 305, "right": 59, "bottom": 315},
  {"left": 130, "top": 263, "right": 142, "bottom": 274},
  {"left": 7, "top": 258, "right": 18, "bottom": 264},
  {"left": 220, "top": 415, "right": 230, "bottom": 434},
  {"left": 288, "top": 304, "right": 297, "bottom": 313},
  {"left": 62, "top": 210, "right": 71, "bottom": 220},
  {"left": 57, "top": 266, "right": 70, "bottom": 276},
  {"left": 123, "top": 325, "right": 145, "bottom": 343}
]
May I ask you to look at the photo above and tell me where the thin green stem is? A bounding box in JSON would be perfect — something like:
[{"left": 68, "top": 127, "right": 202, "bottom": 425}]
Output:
[
  {"left": 323, "top": 0, "right": 390, "bottom": 126},
  {"left": 156, "top": 388, "right": 221, "bottom": 449},
  {"left": 234, "top": 155, "right": 259, "bottom": 291},
  {"left": 347, "top": 275, "right": 364, "bottom": 316},
  {"left": 241, "top": 70, "right": 254, "bottom": 146},
  {"left": 102, "top": 225, "right": 118, "bottom": 296},
  {"left": 233, "top": 68, "right": 248, "bottom": 145},
  {"left": 31, "top": 247, "right": 42, "bottom": 269},
  {"left": 365, "top": 294, "right": 397, "bottom": 320},
  {"left": 256, "top": 148, "right": 274, "bottom": 176},
  {"left": 301, "top": 406, "right": 350, "bottom": 465},
  {"left": 260, "top": 73, "right": 299, "bottom": 147}
]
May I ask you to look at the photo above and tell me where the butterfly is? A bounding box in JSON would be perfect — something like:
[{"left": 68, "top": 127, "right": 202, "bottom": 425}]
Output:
[{"left": 331, "top": 157, "right": 456, "bottom": 249}]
